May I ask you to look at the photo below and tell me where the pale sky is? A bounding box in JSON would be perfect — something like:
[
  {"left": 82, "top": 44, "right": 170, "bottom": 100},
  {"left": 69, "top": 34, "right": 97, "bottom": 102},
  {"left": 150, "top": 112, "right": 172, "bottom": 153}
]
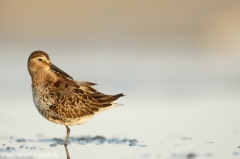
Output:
[{"left": 1, "top": 0, "right": 240, "bottom": 52}]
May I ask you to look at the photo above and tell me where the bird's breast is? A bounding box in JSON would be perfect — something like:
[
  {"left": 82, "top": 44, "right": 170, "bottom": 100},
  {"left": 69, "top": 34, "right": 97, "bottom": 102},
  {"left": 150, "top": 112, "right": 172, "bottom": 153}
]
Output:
[{"left": 32, "top": 85, "right": 55, "bottom": 113}]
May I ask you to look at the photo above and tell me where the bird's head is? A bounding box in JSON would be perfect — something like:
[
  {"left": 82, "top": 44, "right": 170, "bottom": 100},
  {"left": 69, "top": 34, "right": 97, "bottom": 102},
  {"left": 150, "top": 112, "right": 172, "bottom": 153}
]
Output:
[{"left": 28, "top": 51, "right": 72, "bottom": 80}]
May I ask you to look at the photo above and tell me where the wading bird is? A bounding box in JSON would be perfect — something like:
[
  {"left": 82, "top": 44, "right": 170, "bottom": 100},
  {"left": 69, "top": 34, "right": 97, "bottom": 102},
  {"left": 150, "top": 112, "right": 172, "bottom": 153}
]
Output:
[{"left": 27, "top": 51, "right": 124, "bottom": 146}]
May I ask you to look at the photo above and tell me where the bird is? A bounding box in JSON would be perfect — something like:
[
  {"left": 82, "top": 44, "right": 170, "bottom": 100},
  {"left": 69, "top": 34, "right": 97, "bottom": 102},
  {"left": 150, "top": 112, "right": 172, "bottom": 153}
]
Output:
[{"left": 27, "top": 51, "right": 124, "bottom": 146}]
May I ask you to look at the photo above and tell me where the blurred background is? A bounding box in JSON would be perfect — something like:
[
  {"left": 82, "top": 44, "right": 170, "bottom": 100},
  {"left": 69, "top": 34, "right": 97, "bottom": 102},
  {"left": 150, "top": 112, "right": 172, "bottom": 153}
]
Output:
[{"left": 0, "top": 0, "right": 240, "bottom": 158}]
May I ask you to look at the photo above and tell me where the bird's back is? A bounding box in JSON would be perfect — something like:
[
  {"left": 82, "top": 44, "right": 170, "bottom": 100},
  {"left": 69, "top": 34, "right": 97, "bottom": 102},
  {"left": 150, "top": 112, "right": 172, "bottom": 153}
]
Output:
[{"left": 33, "top": 77, "right": 124, "bottom": 126}]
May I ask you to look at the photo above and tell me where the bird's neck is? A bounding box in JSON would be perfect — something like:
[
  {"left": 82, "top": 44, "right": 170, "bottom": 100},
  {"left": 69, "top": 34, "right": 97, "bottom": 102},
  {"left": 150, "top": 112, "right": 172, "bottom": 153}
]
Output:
[{"left": 30, "top": 70, "right": 56, "bottom": 86}]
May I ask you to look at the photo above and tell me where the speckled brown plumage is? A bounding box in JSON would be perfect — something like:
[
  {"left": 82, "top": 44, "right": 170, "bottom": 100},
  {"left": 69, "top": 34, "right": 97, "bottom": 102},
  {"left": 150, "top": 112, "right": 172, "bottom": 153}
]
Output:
[{"left": 27, "top": 50, "right": 124, "bottom": 146}]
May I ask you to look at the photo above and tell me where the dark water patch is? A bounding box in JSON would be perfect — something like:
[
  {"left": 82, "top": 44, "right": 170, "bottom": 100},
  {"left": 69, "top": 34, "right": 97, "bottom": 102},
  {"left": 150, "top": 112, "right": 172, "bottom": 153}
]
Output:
[
  {"left": 170, "top": 153, "right": 197, "bottom": 159},
  {"left": 52, "top": 138, "right": 64, "bottom": 142},
  {"left": 38, "top": 136, "right": 146, "bottom": 147},
  {"left": 204, "top": 153, "right": 213, "bottom": 157},
  {"left": 37, "top": 138, "right": 52, "bottom": 143},
  {"left": 129, "top": 143, "right": 136, "bottom": 146},
  {"left": 49, "top": 144, "right": 57, "bottom": 147},
  {"left": 129, "top": 139, "right": 138, "bottom": 143},
  {"left": 16, "top": 138, "right": 27, "bottom": 142},
  {"left": 92, "top": 136, "right": 106, "bottom": 144},
  {"left": 29, "top": 146, "right": 36, "bottom": 150},
  {"left": 187, "top": 153, "right": 197, "bottom": 159},
  {"left": 6, "top": 147, "right": 15, "bottom": 151},
  {"left": 0, "top": 135, "right": 145, "bottom": 152},
  {"left": 166, "top": 136, "right": 193, "bottom": 142},
  {"left": 18, "top": 145, "right": 36, "bottom": 150},
  {"left": 108, "top": 138, "right": 123, "bottom": 144},
  {"left": 0, "top": 148, "right": 6, "bottom": 152}
]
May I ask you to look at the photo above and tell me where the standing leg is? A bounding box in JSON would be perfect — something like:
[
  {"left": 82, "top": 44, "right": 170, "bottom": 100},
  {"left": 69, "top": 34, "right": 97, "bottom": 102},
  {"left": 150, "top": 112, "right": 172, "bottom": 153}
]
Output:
[{"left": 64, "top": 126, "right": 70, "bottom": 146}]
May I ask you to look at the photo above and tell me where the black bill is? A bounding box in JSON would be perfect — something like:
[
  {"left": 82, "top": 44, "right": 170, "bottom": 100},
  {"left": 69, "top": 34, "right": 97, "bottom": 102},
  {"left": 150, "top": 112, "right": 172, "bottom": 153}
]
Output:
[{"left": 50, "top": 63, "right": 73, "bottom": 79}]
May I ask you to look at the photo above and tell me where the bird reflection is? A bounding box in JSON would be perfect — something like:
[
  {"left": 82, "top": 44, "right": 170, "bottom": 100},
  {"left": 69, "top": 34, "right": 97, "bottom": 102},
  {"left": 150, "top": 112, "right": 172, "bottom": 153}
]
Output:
[
  {"left": 57, "top": 136, "right": 141, "bottom": 159},
  {"left": 64, "top": 145, "right": 70, "bottom": 159}
]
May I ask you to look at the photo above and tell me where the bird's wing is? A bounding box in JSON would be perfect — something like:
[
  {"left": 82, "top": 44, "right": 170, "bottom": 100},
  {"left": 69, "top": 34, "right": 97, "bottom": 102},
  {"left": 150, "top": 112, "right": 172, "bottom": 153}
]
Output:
[
  {"left": 77, "top": 81, "right": 97, "bottom": 86},
  {"left": 77, "top": 80, "right": 124, "bottom": 107},
  {"left": 49, "top": 79, "right": 123, "bottom": 119}
]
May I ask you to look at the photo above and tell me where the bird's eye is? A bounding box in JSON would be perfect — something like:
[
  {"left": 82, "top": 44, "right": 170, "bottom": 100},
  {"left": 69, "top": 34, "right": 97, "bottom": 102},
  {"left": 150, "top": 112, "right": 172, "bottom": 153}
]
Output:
[{"left": 38, "top": 58, "right": 43, "bottom": 62}]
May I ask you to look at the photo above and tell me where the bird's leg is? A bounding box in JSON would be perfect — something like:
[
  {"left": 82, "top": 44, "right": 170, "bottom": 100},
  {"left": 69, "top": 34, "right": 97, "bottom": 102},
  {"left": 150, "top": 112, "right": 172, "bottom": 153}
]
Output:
[{"left": 64, "top": 126, "right": 70, "bottom": 146}]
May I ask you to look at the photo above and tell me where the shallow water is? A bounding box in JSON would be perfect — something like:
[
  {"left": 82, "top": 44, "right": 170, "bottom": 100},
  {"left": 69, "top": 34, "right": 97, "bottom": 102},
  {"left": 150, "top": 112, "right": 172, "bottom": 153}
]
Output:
[
  {"left": 0, "top": 51, "right": 240, "bottom": 159},
  {"left": 0, "top": 136, "right": 145, "bottom": 159},
  {"left": 1, "top": 133, "right": 240, "bottom": 159},
  {"left": 1, "top": 86, "right": 240, "bottom": 159}
]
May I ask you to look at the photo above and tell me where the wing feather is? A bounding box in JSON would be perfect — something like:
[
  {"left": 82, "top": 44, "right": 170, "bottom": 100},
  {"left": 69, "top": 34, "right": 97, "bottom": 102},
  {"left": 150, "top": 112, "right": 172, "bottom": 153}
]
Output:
[{"left": 49, "top": 79, "right": 124, "bottom": 119}]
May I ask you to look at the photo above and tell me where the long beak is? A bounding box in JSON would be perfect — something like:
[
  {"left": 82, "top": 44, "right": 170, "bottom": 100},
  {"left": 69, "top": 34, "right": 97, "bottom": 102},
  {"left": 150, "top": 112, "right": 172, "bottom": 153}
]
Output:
[{"left": 50, "top": 63, "right": 73, "bottom": 79}]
